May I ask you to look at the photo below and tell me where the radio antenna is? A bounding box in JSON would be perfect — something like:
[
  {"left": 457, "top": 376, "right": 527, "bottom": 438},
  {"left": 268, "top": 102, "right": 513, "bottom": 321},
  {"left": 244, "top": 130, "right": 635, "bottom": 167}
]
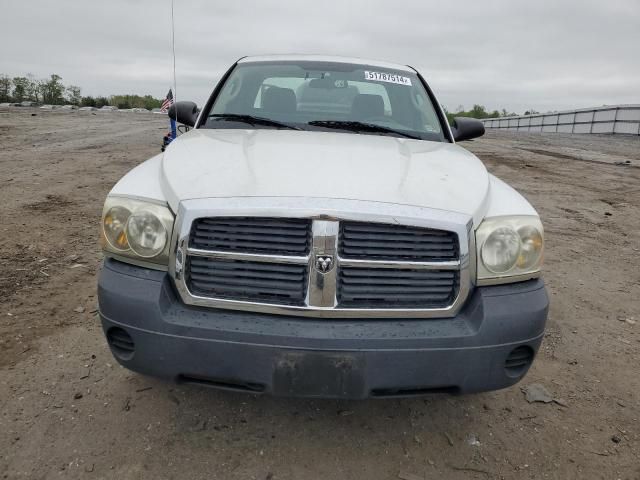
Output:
[{"left": 171, "top": 0, "right": 177, "bottom": 105}]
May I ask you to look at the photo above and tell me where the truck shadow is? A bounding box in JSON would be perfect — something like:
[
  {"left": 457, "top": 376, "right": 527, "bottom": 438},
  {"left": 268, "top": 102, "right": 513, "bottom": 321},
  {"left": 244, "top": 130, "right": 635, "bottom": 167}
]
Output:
[
  {"left": 133, "top": 374, "right": 523, "bottom": 450},
  {"left": 119, "top": 376, "right": 533, "bottom": 477}
]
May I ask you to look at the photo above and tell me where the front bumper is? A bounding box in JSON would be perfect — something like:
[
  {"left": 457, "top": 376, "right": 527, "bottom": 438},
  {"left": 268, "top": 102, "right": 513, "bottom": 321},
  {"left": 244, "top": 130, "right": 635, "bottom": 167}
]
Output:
[{"left": 98, "top": 258, "right": 549, "bottom": 399}]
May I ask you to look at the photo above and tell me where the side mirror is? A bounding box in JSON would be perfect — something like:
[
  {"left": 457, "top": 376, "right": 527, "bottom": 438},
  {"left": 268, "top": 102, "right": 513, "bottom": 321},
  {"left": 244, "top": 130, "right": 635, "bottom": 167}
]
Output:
[
  {"left": 450, "top": 117, "right": 485, "bottom": 142},
  {"left": 167, "top": 101, "right": 198, "bottom": 127}
]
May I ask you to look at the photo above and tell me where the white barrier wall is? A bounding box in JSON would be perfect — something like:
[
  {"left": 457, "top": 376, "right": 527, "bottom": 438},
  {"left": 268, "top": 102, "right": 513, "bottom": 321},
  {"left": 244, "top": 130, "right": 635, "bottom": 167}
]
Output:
[{"left": 482, "top": 104, "right": 640, "bottom": 135}]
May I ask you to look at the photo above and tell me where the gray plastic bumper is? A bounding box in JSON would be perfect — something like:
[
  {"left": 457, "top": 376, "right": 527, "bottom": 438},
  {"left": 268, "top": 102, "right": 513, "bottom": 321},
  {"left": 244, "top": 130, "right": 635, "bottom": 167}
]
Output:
[{"left": 98, "top": 258, "right": 549, "bottom": 399}]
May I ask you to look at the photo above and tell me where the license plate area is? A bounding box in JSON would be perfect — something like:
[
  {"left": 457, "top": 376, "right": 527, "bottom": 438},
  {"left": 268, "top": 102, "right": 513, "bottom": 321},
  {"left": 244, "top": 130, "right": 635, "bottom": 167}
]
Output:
[{"left": 273, "top": 352, "right": 365, "bottom": 398}]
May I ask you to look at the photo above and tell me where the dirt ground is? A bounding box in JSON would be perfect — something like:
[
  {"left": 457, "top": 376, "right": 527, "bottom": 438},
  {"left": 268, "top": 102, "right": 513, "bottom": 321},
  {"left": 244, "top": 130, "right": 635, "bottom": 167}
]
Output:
[{"left": 1, "top": 108, "right": 639, "bottom": 480}]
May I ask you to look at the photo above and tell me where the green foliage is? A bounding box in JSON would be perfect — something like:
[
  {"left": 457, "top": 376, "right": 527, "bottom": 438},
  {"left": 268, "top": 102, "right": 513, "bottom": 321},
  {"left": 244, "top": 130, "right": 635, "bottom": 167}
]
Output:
[
  {"left": 80, "top": 96, "right": 96, "bottom": 107},
  {"left": 8, "top": 73, "right": 66, "bottom": 104},
  {"left": 80, "top": 96, "right": 114, "bottom": 108},
  {"left": 41, "top": 74, "right": 65, "bottom": 104},
  {"left": 26, "top": 75, "right": 43, "bottom": 103},
  {"left": 109, "top": 94, "right": 162, "bottom": 110},
  {"left": 95, "top": 97, "right": 110, "bottom": 108},
  {"left": 0, "top": 72, "right": 163, "bottom": 108},
  {"left": 66, "top": 85, "right": 82, "bottom": 105},
  {"left": 446, "top": 104, "right": 517, "bottom": 124},
  {"left": 501, "top": 108, "right": 518, "bottom": 117},
  {"left": 11, "top": 76, "right": 30, "bottom": 102},
  {"left": 0, "top": 75, "right": 10, "bottom": 102}
]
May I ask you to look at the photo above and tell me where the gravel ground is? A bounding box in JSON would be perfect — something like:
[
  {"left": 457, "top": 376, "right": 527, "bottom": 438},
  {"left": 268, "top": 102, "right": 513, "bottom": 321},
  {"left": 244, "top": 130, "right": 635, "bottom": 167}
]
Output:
[{"left": 1, "top": 108, "right": 639, "bottom": 479}]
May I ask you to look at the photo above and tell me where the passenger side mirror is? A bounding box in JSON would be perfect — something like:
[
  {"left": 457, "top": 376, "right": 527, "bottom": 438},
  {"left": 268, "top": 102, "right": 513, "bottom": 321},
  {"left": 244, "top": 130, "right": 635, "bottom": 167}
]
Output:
[
  {"left": 168, "top": 101, "right": 198, "bottom": 127},
  {"left": 450, "top": 117, "right": 485, "bottom": 142}
]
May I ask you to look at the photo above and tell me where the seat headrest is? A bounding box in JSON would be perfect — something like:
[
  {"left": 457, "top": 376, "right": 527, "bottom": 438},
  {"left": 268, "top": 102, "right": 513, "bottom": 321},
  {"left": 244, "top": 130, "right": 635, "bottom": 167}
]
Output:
[
  {"left": 351, "top": 94, "right": 384, "bottom": 118},
  {"left": 262, "top": 87, "right": 297, "bottom": 113}
]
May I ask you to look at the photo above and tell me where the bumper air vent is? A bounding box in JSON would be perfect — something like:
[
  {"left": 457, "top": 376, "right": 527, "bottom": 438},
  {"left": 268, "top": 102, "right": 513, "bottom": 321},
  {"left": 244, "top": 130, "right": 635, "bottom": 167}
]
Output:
[
  {"left": 106, "top": 327, "right": 135, "bottom": 360},
  {"left": 504, "top": 346, "right": 534, "bottom": 377}
]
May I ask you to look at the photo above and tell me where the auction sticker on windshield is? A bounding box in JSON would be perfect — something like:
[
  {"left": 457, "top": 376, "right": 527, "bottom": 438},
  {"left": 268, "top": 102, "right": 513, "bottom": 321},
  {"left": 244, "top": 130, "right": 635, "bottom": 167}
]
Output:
[{"left": 364, "top": 71, "right": 412, "bottom": 86}]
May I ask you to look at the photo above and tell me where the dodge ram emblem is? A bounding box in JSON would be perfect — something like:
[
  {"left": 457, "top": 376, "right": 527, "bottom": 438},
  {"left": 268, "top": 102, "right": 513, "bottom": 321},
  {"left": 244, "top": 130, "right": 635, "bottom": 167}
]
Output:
[{"left": 315, "top": 255, "right": 334, "bottom": 273}]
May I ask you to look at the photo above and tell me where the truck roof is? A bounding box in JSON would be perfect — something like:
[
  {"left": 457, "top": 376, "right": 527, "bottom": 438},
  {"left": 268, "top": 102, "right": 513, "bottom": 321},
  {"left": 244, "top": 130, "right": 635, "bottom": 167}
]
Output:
[{"left": 238, "top": 54, "right": 414, "bottom": 73}]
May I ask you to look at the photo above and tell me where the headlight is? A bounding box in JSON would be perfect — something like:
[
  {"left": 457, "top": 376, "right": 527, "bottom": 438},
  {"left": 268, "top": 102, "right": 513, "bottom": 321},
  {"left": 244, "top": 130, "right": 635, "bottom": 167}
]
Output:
[
  {"left": 481, "top": 226, "right": 521, "bottom": 273},
  {"left": 103, "top": 206, "right": 131, "bottom": 251},
  {"left": 476, "top": 216, "right": 543, "bottom": 285},
  {"left": 101, "top": 196, "right": 174, "bottom": 268},
  {"left": 126, "top": 210, "right": 167, "bottom": 258}
]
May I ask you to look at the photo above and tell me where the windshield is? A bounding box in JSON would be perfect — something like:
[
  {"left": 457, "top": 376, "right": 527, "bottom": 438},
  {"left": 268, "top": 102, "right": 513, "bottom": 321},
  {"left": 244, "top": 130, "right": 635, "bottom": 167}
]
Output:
[{"left": 202, "top": 61, "right": 447, "bottom": 142}]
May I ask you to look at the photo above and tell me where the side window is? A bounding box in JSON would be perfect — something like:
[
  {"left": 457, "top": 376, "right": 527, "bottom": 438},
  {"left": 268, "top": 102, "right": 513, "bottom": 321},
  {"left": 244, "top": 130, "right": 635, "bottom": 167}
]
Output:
[
  {"left": 413, "top": 90, "right": 441, "bottom": 133},
  {"left": 212, "top": 76, "right": 242, "bottom": 113}
]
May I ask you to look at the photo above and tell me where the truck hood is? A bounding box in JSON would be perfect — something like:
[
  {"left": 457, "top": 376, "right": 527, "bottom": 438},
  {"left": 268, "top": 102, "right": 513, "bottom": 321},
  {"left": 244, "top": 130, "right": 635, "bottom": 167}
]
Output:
[{"left": 161, "top": 129, "right": 490, "bottom": 225}]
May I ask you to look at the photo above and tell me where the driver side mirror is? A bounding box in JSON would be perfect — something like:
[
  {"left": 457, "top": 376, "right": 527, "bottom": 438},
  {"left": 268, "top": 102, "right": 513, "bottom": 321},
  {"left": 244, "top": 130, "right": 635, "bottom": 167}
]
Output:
[
  {"left": 167, "top": 101, "right": 198, "bottom": 127},
  {"left": 450, "top": 117, "right": 485, "bottom": 142}
]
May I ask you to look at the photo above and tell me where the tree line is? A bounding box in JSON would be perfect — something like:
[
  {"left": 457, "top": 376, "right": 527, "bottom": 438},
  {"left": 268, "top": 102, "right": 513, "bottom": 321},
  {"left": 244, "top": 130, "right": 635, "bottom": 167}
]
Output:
[
  {"left": 444, "top": 104, "right": 539, "bottom": 123},
  {"left": 0, "top": 73, "right": 163, "bottom": 110}
]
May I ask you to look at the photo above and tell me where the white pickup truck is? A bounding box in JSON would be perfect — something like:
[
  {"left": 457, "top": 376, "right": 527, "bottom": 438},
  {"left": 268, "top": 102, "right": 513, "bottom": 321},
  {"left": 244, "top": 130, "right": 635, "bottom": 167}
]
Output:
[{"left": 98, "top": 55, "right": 548, "bottom": 398}]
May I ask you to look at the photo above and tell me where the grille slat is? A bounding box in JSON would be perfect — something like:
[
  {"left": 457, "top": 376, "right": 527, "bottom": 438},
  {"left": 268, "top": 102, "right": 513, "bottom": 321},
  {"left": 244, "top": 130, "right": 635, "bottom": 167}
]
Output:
[
  {"left": 342, "top": 224, "right": 452, "bottom": 235},
  {"left": 343, "top": 231, "right": 451, "bottom": 240},
  {"left": 341, "top": 269, "right": 455, "bottom": 280},
  {"left": 190, "top": 217, "right": 311, "bottom": 256},
  {"left": 189, "top": 260, "right": 303, "bottom": 274},
  {"left": 190, "top": 274, "right": 304, "bottom": 291},
  {"left": 191, "top": 281, "right": 304, "bottom": 297},
  {"left": 342, "top": 241, "right": 456, "bottom": 249},
  {"left": 195, "top": 225, "right": 310, "bottom": 236},
  {"left": 189, "top": 268, "right": 304, "bottom": 282},
  {"left": 193, "top": 232, "right": 309, "bottom": 244},
  {"left": 340, "top": 221, "right": 459, "bottom": 261},
  {"left": 341, "top": 248, "right": 456, "bottom": 256},
  {"left": 342, "top": 294, "right": 453, "bottom": 302},
  {"left": 192, "top": 238, "right": 309, "bottom": 252},
  {"left": 187, "top": 257, "right": 308, "bottom": 306},
  {"left": 339, "top": 285, "right": 454, "bottom": 293}
]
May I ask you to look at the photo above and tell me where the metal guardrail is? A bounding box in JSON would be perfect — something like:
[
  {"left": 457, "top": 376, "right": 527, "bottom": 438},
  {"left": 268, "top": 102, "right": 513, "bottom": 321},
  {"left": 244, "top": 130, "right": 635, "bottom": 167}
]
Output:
[{"left": 481, "top": 104, "right": 640, "bottom": 135}]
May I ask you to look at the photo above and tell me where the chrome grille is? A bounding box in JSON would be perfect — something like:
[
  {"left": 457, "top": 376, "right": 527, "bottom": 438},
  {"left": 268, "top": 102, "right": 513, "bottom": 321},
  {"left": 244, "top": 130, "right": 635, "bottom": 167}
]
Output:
[
  {"left": 338, "top": 267, "right": 459, "bottom": 308},
  {"left": 190, "top": 217, "right": 312, "bottom": 256},
  {"left": 173, "top": 198, "right": 472, "bottom": 319},
  {"left": 187, "top": 257, "right": 308, "bottom": 306},
  {"left": 340, "top": 221, "right": 458, "bottom": 261}
]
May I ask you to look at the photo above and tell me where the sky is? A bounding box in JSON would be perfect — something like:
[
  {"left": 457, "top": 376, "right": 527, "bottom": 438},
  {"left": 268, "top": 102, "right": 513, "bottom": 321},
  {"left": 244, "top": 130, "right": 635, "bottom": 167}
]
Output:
[{"left": 1, "top": 0, "right": 638, "bottom": 114}]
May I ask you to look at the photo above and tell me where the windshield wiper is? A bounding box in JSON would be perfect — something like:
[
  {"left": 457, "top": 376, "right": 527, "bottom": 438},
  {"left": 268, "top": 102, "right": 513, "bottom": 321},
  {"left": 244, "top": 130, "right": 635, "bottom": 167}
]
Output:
[
  {"left": 307, "top": 120, "right": 421, "bottom": 140},
  {"left": 209, "top": 113, "right": 302, "bottom": 130}
]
